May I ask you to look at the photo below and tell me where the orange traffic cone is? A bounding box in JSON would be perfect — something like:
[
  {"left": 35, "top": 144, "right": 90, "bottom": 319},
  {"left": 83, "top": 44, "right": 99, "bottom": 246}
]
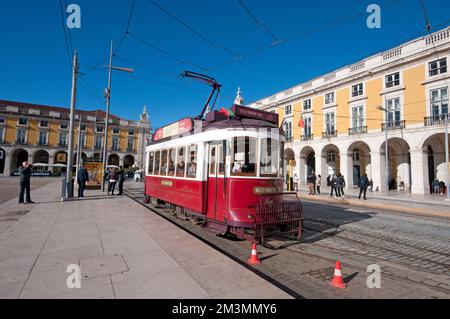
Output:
[
  {"left": 330, "top": 260, "right": 346, "bottom": 289},
  {"left": 247, "top": 243, "right": 261, "bottom": 265}
]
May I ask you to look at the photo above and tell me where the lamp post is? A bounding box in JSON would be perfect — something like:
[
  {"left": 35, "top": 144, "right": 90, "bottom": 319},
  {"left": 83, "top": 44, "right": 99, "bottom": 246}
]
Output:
[
  {"left": 100, "top": 41, "right": 134, "bottom": 192},
  {"left": 377, "top": 105, "right": 390, "bottom": 193}
]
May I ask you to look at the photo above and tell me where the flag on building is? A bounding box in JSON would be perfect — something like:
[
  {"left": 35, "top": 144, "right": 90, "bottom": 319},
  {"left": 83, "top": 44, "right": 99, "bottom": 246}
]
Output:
[{"left": 298, "top": 117, "right": 305, "bottom": 128}]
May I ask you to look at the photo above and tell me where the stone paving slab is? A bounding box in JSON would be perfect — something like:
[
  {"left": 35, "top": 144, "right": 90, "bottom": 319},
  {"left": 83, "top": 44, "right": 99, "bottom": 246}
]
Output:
[{"left": 0, "top": 180, "right": 292, "bottom": 299}]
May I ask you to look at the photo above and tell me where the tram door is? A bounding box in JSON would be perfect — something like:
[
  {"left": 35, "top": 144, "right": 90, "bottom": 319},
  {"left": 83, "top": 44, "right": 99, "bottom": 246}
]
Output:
[{"left": 207, "top": 142, "right": 226, "bottom": 222}]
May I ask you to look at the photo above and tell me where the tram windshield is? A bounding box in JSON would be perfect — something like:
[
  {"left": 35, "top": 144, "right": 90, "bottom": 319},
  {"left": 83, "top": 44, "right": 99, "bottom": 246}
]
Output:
[
  {"left": 230, "top": 136, "right": 257, "bottom": 177},
  {"left": 260, "top": 138, "right": 280, "bottom": 177}
]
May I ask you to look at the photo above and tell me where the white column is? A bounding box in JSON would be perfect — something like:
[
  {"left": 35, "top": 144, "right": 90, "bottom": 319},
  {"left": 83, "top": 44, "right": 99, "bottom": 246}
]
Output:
[
  {"left": 340, "top": 152, "right": 352, "bottom": 189},
  {"left": 299, "top": 153, "right": 307, "bottom": 186},
  {"left": 371, "top": 151, "right": 386, "bottom": 192},
  {"left": 4, "top": 149, "right": 12, "bottom": 176},
  {"left": 410, "top": 149, "right": 429, "bottom": 195}
]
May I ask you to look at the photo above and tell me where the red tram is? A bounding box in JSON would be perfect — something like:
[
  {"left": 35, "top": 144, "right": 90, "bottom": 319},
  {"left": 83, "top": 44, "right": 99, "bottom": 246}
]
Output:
[{"left": 144, "top": 105, "right": 303, "bottom": 243}]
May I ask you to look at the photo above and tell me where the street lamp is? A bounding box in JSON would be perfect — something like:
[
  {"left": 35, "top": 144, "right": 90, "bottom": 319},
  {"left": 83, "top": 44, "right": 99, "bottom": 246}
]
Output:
[
  {"left": 377, "top": 105, "right": 390, "bottom": 193},
  {"left": 101, "top": 41, "right": 134, "bottom": 192}
]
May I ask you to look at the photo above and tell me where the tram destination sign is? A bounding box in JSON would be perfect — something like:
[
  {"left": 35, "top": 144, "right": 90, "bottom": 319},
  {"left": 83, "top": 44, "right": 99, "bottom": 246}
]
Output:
[
  {"left": 153, "top": 118, "right": 193, "bottom": 141},
  {"left": 231, "top": 105, "right": 279, "bottom": 124}
]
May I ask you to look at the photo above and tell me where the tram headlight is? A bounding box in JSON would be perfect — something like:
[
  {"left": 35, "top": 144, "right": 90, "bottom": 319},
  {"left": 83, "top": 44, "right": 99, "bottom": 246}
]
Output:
[{"left": 248, "top": 214, "right": 254, "bottom": 220}]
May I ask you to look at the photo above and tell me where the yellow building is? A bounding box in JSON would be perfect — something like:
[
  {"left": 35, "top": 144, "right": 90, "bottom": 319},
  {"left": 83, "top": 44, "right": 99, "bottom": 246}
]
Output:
[
  {"left": 0, "top": 100, "right": 151, "bottom": 176},
  {"left": 250, "top": 26, "right": 450, "bottom": 195}
]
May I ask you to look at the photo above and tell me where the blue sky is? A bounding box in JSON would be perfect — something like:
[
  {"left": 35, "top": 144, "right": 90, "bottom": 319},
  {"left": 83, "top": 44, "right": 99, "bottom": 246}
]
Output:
[{"left": 1, "top": 0, "right": 449, "bottom": 130}]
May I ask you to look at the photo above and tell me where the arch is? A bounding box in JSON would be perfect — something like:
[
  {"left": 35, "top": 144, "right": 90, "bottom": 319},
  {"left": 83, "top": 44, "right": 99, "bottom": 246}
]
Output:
[
  {"left": 10, "top": 148, "right": 28, "bottom": 172},
  {"left": 108, "top": 154, "right": 120, "bottom": 166},
  {"left": 73, "top": 152, "right": 88, "bottom": 165},
  {"left": 284, "top": 148, "right": 295, "bottom": 161},
  {"left": 0, "top": 148, "right": 5, "bottom": 174},
  {"left": 379, "top": 138, "right": 411, "bottom": 190},
  {"left": 422, "top": 133, "right": 449, "bottom": 193},
  {"left": 299, "top": 146, "right": 315, "bottom": 184},
  {"left": 33, "top": 150, "right": 50, "bottom": 164},
  {"left": 124, "top": 154, "right": 135, "bottom": 168},
  {"left": 347, "top": 141, "right": 371, "bottom": 187},
  {"left": 321, "top": 144, "right": 340, "bottom": 178},
  {"left": 93, "top": 153, "right": 101, "bottom": 160}
]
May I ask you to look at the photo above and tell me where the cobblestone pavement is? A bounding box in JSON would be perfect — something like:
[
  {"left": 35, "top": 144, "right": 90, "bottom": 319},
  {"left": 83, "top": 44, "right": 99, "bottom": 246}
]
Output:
[{"left": 125, "top": 183, "right": 450, "bottom": 299}]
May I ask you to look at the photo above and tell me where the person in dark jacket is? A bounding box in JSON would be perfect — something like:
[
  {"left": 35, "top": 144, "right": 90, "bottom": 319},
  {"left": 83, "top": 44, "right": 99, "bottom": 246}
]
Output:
[
  {"left": 18, "top": 161, "right": 34, "bottom": 204},
  {"left": 117, "top": 166, "right": 125, "bottom": 196},
  {"left": 330, "top": 175, "right": 338, "bottom": 197},
  {"left": 358, "top": 173, "right": 370, "bottom": 200},
  {"left": 107, "top": 168, "right": 118, "bottom": 195},
  {"left": 336, "top": 173, "right": 346, "bottom": 197},
  {"left": 76, "top": 165, "right": 89, "bottom": 198}
]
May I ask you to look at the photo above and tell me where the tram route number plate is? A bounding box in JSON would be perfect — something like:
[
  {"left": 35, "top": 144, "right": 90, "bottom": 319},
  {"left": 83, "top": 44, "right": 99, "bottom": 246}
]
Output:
[{"left": 161, "top": 180, "right": 173, "bottom": 187}]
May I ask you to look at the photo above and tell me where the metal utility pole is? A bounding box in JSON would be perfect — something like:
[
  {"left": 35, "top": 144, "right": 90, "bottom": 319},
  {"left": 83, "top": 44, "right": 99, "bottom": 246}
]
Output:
[
  {"left": 100, "top": 41, "right": 134, "bottom": 192},
  {"left": 101, "top": 42, "right": 114, "bottom": 192},
  {"left": 65, "top": 52, "right": 78, "bottom": 199},
  {"left": 445, "top": 116, "right": 450, "bottom": 200}
]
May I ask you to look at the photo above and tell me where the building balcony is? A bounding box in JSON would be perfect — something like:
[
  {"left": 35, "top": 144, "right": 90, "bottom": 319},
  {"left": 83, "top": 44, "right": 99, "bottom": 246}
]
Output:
[
  {"left": 424, "top": 114, "right": 449, "bottom": 126},
  {"left": 57, "top": 143, "right": 68, "bottom": 147},
  {"left": 15, "top": 140, "right": 28, "bottom": 145},
  {"left": 322, "top": 130, "right": 337, "bottom": 138},
  {"left": 284, "top": 136, "right": 293, "bottom": 143},
  {"left": 37, "top": 142, "right": 49, "bottom": 146},
  {"left": 301, "top": 134, "right": 314, "bottom": 141},
  {"left": 348, "top": 126, "right": 368, "bottom": 135},
  {"left": 381, "top": 120, "right": 406, "bottom": 131}
]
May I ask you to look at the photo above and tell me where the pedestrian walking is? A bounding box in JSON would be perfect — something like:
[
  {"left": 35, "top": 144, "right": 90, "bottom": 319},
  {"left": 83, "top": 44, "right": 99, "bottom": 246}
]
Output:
[
  {"left": 293, "top": 174, "right": 299, "bottom": 192},
  {"left": 316, "top": 174, "right": 322, "bottom": 195},
  {"left": 117, "top": 166, "right": 125, "bottom": 196},
  {"left": 307, "top": 171, "right": 316, "bottom": 195},
  {"left": 285, "top": 173, "right": 289, "bottom": 190},
  {"left": 336, "top": 173, "right": 346, "bottom": 198},
  {"left": 358, "top": 173, "right": 369, "bottom": 200},
  {"left": 18, "top": 161, "right": 34, "bottom": 204},
  {"left": 76, "top": 165, "right": 89, "bottom": 198},
  {"left": 108, "top": 168, "right": 118, "bottom": 195}
]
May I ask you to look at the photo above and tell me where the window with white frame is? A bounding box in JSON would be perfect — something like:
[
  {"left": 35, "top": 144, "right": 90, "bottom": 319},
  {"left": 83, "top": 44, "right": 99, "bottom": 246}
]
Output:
[
  {"left": 112, "top": 136, "right": 120, "bottom": 150},
  {"left": 429, "top": 58, "right": 447, "bottom": 76},
  {"left": 431, "top": 87, "right": 448, "bottom": 117},
  {"left": 17, "top": 129, "right": 27, "bottom": 143},
  {"left": 0, "top": 117, "right": 5, "bottom": 124},
  {"left": 386, "top": 97, "right": 401, "bottom": 126},
  {"left": 60, "top": 123, "right": 68, "bottom": 130},
  {"left": 385, "top": 72, "right": 400, "bottom": 88},
  {"left": 353, "top": 149, "right": 360, "bottom": 162},
  {"left": 0, "top": 127, "right": 4, "bottom": 142},
  {"left": 80, "top": 124, "right": 86, "bottom": 131},
  {"left": 40, "top": 120, "right": 49, "bottom": 127},
  {"left": 284, "top": 120, "right": 292, "bottom": 140},
  {"left": 38, "top": 131, "right": 48, "bottom": 145},
  {"left": 127, "top": 137, "right": 134, "bottom": 150},
  {"left": 325, "top": 92, "right": 335, "bottom": 104},
  {"left": 285, "top": 105, "right": 292, "bottom": 116},
  {"left": 80, "top": 132, "right": 86, "bottom": 147},
  {"left": 352, "top": 105, "right": 365, "bottom": 129},
  {"left": 59, "top": 132, "right": 67, "bottom": 146},
  {"left": 95, "top": 136, "right": 102, "bottom": 148},
  {"left": 325, "top": 112, "right": 335, "bottom": 133},
  {"left": 18, "top": 118, "right": 28, "bottom": 126},
  {"left": 352, "top": 83, "right": 364, "bottom": 97},
  {"left": 112, "top": 127, "right": 120, "bottom": 134},
  {"left": 96, "top": 126, "right": 104, "bottom": 133},
  {"left": 304, "top": 116, "right": 312, "bottom": 137},
  {"left": 303, "top": 99, "right": 312, "bottom": 110},
  {"left": 128, "top": 129, "right": 135, "bottom": 136}
]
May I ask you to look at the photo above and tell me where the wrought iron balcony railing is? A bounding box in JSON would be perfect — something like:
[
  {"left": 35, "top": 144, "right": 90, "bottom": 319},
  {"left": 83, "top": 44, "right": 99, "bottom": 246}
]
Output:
[
  {"left": 322, "top": 130, "right": 337, "bottom": 138},
  {"left": 348, "top": 126, "right": 368, "bottom": 135},
  {"left": 381, "top": 120, "right": 405, "bottom": 131},
  {"left": 424, "top": 114, "right": 449, "bottom": 126},
  {"left": 301, "top": 134, "right": 314, "bottom": 141}
]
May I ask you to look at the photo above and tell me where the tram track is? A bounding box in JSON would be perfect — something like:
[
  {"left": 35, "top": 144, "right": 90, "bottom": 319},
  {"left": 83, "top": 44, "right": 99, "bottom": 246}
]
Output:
[{"left": 124, "top": 186, "right": 450, "bottom": 298}]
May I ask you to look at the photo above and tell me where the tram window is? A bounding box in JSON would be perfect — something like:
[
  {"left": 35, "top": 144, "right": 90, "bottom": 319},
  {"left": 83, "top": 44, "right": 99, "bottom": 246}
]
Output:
[
  {"left": 231, "top": 136, "right": 257, "bottom": 177},
  {"left": 186, "top": 144, "right": 198, "bottom": 178},
  {"left": 168, "top": 148, "right": 176, "bottom": 176},
  {"left": 161, "top": 150, "right": 168, "bottom": 175},
  {"left": 147, "top": 152, "right": 154, "bottom": 175},
  {"left": 176, "top": 147, "right": 186, "bottom": 177},
  {"left": 260, "top": 138, "right": 279, "bottom": 177},
  {"left": 210, "top": 146, "right": 216, "bottom": 175},
  {"left": 218, "top": 145, "right": 224, "bottom": 175},
  {"left": 154, "top": 151, "right": 161, "bottom": 175}
]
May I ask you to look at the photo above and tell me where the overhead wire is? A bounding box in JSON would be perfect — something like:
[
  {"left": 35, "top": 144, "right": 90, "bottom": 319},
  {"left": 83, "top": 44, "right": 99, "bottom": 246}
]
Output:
[{"left": 237, "top": 0, "right": 279, "bottom": 44}]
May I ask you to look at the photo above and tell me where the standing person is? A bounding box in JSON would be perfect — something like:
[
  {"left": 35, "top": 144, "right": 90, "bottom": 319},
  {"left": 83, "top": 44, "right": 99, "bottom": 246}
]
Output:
[
  {"left": 316, "top": 174, "right": 322, "bottom": 195},
  {"left": 293, "top": 174, "right": 299, "bottom": 192},
  {"left": 369, "top": 179, "right": 374, "bottom": 192},
  {"left": 117, "top": 166, "right": 125, "bottom": 196},
  {"left": 337, "top": 173, "right": 346, "bottom": 198},
  {"left": 358, "top": 173, "right": 369, "bottom": 200},
  {"left": 76, "top": 164, "right": 89, "bottom": 198},
  {"left": 108, "top": 168, "right": 118, "bottom": 195},
  {"left": 285, "top": 173, "right": 289, "bottom": 190},
  {"left": 330, "top": 175, "right": 337, "bottom": 197},
  {"left": 307, "top": 171, "right": 315, "bottom": 195},
  {"left": 18, "top": 161, "right": 34, "bottom": 204}
]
